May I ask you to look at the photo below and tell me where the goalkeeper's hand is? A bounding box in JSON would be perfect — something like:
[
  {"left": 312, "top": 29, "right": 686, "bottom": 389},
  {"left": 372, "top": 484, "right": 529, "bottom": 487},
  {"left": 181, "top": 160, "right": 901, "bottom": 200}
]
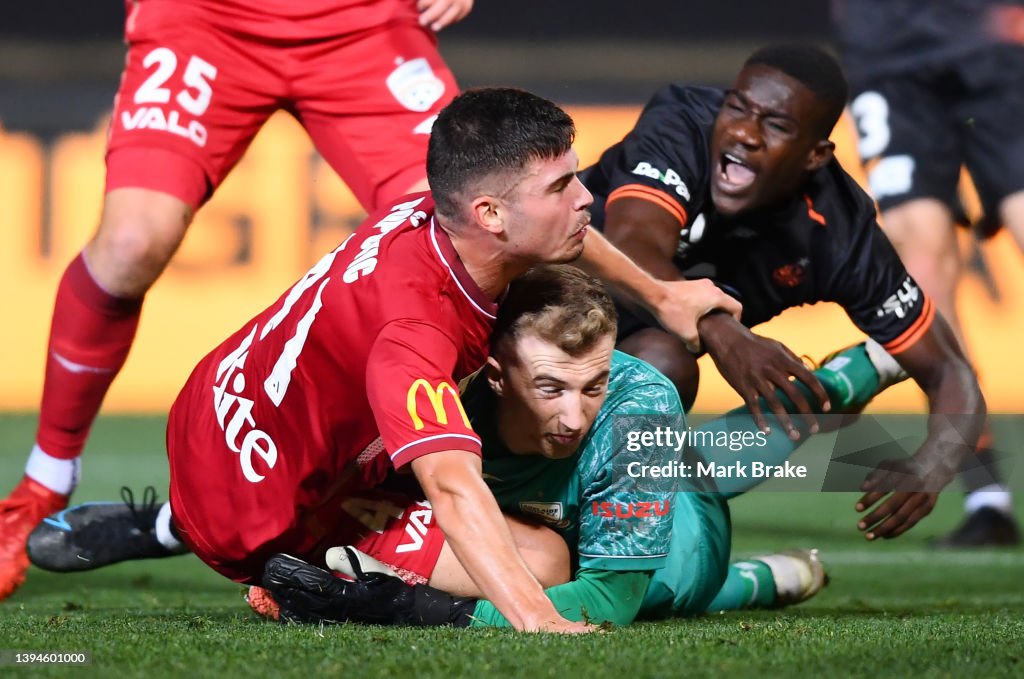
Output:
[{"left": 262, "top": 548, "right": 476, "bottom": 626}]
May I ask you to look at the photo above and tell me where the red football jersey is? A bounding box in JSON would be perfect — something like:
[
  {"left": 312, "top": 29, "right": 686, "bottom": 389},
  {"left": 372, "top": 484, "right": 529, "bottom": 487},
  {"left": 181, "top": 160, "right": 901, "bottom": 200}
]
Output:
[
  {"left": 167, "top": 193, "right": 495, "bottom": 572},
  {"left": 135, "top": 0, "right": 421, "bottom": 40}
]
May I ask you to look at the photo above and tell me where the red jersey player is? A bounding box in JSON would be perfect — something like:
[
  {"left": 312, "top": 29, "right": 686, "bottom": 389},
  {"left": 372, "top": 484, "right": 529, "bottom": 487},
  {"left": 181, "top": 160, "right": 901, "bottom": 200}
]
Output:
[
  {"left": 27, "top": 88, "right": 740, "bottom": 632},
  {"left": 27, "top": 89, "right": 740, "bottom": 632},
  {"left": 147, "top": 89, "right": 727, "bottom": 633},
  {"left": 0, "top": 0, "right": 473, "bottom": 600},
  {"left": 152, "top": 88, "right": 588, "bottom": 632}
]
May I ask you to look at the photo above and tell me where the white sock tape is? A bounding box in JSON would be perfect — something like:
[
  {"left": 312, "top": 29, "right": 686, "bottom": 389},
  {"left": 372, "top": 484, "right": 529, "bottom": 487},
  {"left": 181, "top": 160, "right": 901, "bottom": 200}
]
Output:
[
  {"left": 24, "top": 445, "right": 79, "bottom": 496},
  {"left": 155, "top": 501, "right": 185, "bottom": 552}
]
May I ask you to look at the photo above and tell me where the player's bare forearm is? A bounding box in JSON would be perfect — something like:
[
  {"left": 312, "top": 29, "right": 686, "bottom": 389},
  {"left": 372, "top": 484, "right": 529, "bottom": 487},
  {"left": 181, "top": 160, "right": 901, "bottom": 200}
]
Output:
[
  {"left": 600, "top": 198, "right": 686, "bottom": 283},
  {"left": 902, "top": 315, "right": 985, "bottom": 474},
  {"left": 410, "top": 451, "right": 589, "bottom": 633},
  {"left": 856, "top": 316, "right": 986, "bottom": 539},
  {"left": 578, "top": 228, "right": 670, "bottom": 304}
]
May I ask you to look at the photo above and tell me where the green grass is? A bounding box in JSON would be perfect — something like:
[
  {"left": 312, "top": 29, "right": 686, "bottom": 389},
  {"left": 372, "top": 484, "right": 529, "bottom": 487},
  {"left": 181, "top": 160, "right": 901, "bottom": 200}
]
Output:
[{"left": 2, "top": 414, "right": 1023, "bottom": 678}]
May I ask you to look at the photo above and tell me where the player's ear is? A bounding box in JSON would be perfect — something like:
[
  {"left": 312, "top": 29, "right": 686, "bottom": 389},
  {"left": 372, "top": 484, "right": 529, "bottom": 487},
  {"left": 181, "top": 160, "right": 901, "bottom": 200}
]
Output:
[
  {"left": 470, "top": 195, "right": 505, "bottom": 235},
  {"left": 805, "top": 139, "right": 834, "bottom": 172},
  {"left": 484, "top": 355, "right": 504, "bottom": 396}
]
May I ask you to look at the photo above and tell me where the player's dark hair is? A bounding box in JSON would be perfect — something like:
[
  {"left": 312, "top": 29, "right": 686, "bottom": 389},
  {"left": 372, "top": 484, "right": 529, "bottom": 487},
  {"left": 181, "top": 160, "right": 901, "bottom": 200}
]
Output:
[
  {"left": 428, "top": 88, "right": 575, "bottom": 220},
  {"left": 745, "top": 45, "right": 849, "bottom": 137},
  {"left": 492, "top": 265, "right": 617, "bottom": 357}
]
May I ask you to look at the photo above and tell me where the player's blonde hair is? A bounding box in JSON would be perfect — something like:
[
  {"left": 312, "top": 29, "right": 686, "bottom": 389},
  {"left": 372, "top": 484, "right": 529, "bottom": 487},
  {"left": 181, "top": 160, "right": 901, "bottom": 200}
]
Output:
[{"left": 492, "top": 265, "right": 617, "bottom": 357}]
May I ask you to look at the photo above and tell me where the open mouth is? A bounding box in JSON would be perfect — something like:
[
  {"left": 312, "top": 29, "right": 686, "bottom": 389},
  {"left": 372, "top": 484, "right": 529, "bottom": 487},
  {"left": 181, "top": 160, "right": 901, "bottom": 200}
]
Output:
[{"left": 719, "top": 152, "right": 757, "bottom": 191}]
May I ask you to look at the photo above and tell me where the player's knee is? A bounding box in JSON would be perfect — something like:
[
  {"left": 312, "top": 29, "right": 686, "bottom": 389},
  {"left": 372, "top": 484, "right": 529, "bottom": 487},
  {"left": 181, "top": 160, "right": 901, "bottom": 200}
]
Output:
[
  {"left": 87, "top": 189, "right": 193, "bottom": 296},
  {"left": 509, "top": 517, "right": 570, "bottom": 588},
  {"left": 618, "top": 329, "right": 700, "bottom": 408}
]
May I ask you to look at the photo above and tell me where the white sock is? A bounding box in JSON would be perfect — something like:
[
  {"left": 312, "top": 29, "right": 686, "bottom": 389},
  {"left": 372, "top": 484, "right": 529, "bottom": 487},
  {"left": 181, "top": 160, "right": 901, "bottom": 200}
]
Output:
[
  {"left": 965, "top": 485, "right": 1014, "bottom": 515},
  {"left": 154, "top": 501, "right": 187, "bottom": 553},
  {"left": 25, "top": 444, "right": 79, "bottom": 496}
]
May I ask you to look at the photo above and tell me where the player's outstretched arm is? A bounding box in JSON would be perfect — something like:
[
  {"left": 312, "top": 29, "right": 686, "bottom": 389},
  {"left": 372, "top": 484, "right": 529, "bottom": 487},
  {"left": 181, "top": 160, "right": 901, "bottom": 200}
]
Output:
[
  {"left": 856, "top": 315, "right": 986, "bottom": 540},
  {"left": 410, "top": 450, "right": 594, "bottom": 634},
  {"left": 577, "top": 211, "right": 740, "bottom": 353}
]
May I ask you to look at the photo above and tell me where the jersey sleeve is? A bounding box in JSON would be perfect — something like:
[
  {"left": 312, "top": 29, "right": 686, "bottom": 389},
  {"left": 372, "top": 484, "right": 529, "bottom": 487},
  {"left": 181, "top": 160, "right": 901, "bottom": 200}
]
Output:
[
  {"left": 601, "top": 88, "right": 709, "bottom": 227},
  {"left": 365, "top": 319, "right": 481, "bottom": 469},
  {"left": 826, "top": 191, "right": 934, "bottom": 355},
  {"left": 468, "top": 568, "right": 653, "bottom": 628},
  {"left": 576, "top": 369, "right": 681, "bottom": 572}
]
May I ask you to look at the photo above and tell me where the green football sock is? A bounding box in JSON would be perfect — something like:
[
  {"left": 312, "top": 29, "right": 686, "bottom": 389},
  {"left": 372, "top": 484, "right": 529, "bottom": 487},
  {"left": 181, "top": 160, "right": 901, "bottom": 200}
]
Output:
[
  {"left": 745, "top": 344, "right": 881, "bottom": 417},
  {"left": 814, "top": 343, "right": 881, "bottom": 413},
  {"left": 705, "top": 560, "right": 776, "bottom": 611}
]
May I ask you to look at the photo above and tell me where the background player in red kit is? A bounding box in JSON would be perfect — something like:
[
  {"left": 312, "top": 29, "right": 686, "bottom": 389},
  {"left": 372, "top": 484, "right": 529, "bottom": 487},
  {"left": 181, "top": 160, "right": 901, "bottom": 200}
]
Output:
[{"left": 0, "top": 0, "right": 473, "bottom": 600}]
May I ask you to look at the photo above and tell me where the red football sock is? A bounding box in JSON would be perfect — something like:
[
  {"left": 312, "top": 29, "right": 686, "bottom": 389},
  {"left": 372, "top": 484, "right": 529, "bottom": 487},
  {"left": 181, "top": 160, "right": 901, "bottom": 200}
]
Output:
[{"left": 35, "top": 253, "right": 143, "bottom": 460}]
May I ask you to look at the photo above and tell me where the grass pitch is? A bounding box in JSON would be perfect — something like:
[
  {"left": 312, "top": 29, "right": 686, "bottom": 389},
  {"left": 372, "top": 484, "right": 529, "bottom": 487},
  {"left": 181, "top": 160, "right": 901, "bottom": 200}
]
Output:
[{"left": 2, "top": 414, "right": 1023, "bottom": 678}]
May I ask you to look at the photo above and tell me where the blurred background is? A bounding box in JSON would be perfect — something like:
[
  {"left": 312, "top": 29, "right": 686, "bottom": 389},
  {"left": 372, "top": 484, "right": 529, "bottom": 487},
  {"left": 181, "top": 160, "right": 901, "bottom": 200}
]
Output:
[{"left": 1, "top": 1, "right": 1021, "bottom": 415}]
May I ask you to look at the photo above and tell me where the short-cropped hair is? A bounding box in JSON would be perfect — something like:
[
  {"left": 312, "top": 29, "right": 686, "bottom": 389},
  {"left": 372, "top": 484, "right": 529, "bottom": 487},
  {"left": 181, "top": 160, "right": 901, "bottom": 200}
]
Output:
[{"left": 428, "top": 88, "right": 575, "bottom": 220}]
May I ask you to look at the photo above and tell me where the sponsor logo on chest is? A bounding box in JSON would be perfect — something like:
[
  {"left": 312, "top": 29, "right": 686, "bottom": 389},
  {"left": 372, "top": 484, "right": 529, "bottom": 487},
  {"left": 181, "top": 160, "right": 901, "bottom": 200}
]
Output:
[{"left": 591, "top": 500, "right": 671, "bottom": 519}]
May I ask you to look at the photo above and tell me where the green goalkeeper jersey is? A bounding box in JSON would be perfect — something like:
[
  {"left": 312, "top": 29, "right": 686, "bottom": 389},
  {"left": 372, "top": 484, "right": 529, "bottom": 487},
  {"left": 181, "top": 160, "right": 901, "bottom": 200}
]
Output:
[
  {"left": 460, "top": 342, "right": 881, "bottom": 625},
  {"left": 462, "top": 350, "right": 681, "bottom": 573}
]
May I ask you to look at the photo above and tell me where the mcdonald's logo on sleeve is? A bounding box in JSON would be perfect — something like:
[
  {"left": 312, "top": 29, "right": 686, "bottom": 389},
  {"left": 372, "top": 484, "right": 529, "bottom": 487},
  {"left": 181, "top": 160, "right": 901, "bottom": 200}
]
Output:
[{"left": 406, "top": 379, "right": 472, "bottom": 431}]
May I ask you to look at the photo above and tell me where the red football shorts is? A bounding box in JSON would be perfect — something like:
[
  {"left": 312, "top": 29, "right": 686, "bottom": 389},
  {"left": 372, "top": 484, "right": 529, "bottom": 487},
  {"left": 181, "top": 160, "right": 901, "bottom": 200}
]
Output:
[
  {"left": 171, "top": 487, "right": 444, "bottom": 586},
  {"left": 348, "top": 494, "right": 445, "bottom": 585},
  {"left": 106, "top": 1, "right": 458, "bottom": 210}
]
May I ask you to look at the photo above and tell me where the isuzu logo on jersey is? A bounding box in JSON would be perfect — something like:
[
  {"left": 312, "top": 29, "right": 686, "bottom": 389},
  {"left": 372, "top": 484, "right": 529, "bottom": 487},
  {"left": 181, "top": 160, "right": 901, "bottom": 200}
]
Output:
[
  {"left": 591, "top": 500, "right": 671, "bottom": 519},
  {"left": 386, "top": 58, "right": 445, "bottom": 112},
  {"left": 875, "top": 277, "right": 920, "bottom": 319},
  {"left": 631, "top": 161, "right": 691, "bottom": 200},
  {"left": 406, "top": 380, "right": 471, "bottom": 431}
]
